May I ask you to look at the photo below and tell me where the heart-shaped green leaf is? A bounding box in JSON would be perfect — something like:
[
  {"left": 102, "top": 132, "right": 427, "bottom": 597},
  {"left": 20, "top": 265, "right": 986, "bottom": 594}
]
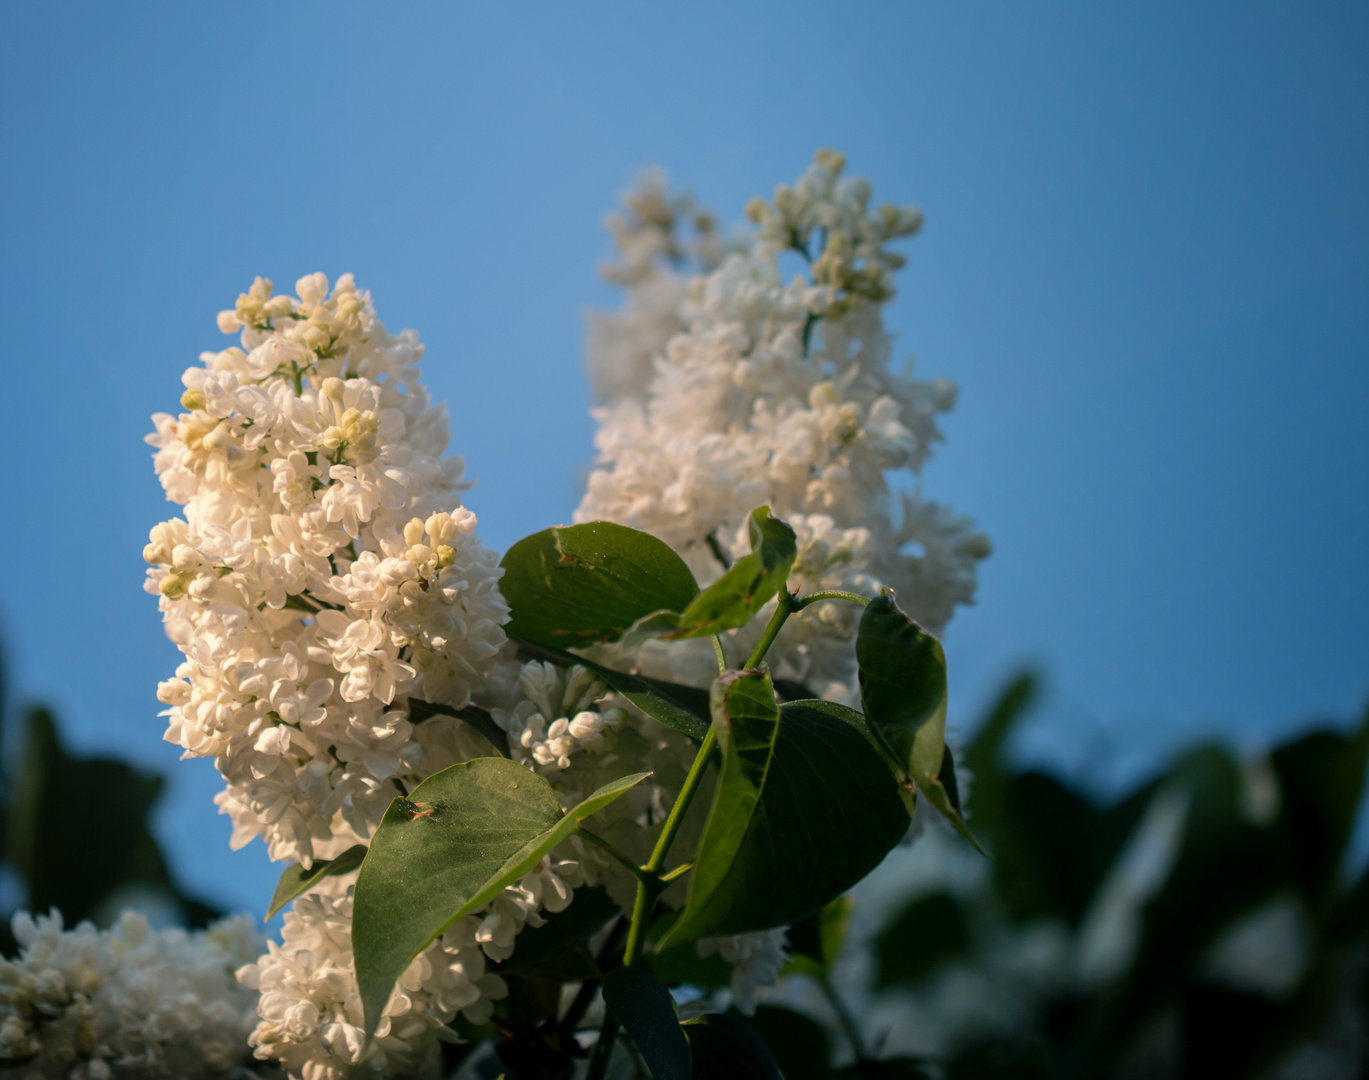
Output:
[
  {"left": 602, "top": 968, "right": 692, "bottom": 1080},
  {"left": 855, "top": 596, "right": 979, "bottom": 847},
  {"left": 855, "top": 594, "right": 947, "bottom": 777},
  {"left": 660, "top": 671, "right": 909, "bottom": 946},
  {"left": 266, "top": 844, "right": 367, "bottom": 920},
  {"left": 514, "top": 637, "right": 710, "bottom": 742},
  {"left": 668, "top": 507, "right": 797, "bottom": 639},
  {"left": 501, "top": 521, "right": 699, "bottom": 647},
  {"left": 352, "top": 759, "right": 650, "bottom": 1038}
]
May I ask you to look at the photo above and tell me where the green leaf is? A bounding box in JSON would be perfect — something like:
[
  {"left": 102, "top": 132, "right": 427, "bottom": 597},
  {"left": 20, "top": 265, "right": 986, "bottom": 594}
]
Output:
[
  {"left": 682, "top": 1013, "right": 785, "bottom": 1079},
  {"left": 1270, "top": 704, "right": 1369, "bottom": 909},
  {"left": 500, "top": 521, "right": 699, "bottom": 647},
  {"left": 514, "top": 637, "right": 710, "bottom": 742},
  {"left": 267, "top": 844, "right": 367, "bottom": 920},
  {"left": 856, "top": 597, "right": 981, "bottom": 847},
  {"left": 782, "top": 699, "right": 914, "bottom": 810},
  {"left": 352, "top": 759, "right": 649, "bottom": 1038},
  {"left": 602, "top": 968, "right": 692, "bottom": 1080},
  {"left": 740, "top": 1005, "right": 835, "bottom": 1080},
  {"left": 6, "top": 706, "right": 189, "bottom": 927},
  {"left": 668, "top": 507, "right": 797, "bottom": 639},
  {"left": 661, "top": 673, "right": 910, "bottom": 945},
  {"left": 873, "top": 890, "right": 971, "bottom": 989},
  {"left": 855, "top": 594, "right": 946, "bottom": 777},
  {"left": 407, "top": 699, "right": 511, "bottom": 758},
  {"left": 784, "top": 895, "right": 856, "bottom": 979},
  {"left": 961, "top": 672, "right": 1037, "bottom": 843}
]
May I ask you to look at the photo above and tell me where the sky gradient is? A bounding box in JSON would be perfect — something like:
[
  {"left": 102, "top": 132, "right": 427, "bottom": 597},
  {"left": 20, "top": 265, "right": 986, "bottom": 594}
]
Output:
[{"left": 2, "top": 1, "right": 1366, "bottom": 914}]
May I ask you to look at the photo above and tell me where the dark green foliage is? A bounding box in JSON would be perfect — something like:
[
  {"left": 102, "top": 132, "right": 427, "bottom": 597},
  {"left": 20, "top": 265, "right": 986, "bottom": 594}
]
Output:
[
  {"left": 839, "top": 1061, "right": 935, "bottom": 1079},
  {"left": 873, "top": 890, "right": 971, "bottom": 988},
  {"left": 662, "top": 675, "right": 909, "bottom": 944},
  {"left": 681, "top": 1012, "right": 785, "bottom": 1079},
  {"left": 740, "top": 1006, "right": 834, "bottom": 1080},
  {"left": 870, "top": 679, "right": 1369, "bottom": 1080},
  {"left": 644, "top": 912, "right": 733, "bottom": 988},
  {"left": 855, "top": 595, "right": 977, "bottom": 846},
  {"left": 3, "top": 706, "right": 218, "bottom": 935},
  {"left": 514, "top": 638, "right": 710, "bottom": 742},
  {"left": 603, "top": 968, "right": 691, "bottom": 1079},
  {"left": 785, "top": 895, "right": 856, "bottom": 979},
  {"left": 856, "top": 595, "right": 947, "bottom": 773},
  {"left": 498, "top": 886, "right": 619, "bottom": 983},
  {"left": 407, "top": 698, "right": 512, "bottom": 757}
]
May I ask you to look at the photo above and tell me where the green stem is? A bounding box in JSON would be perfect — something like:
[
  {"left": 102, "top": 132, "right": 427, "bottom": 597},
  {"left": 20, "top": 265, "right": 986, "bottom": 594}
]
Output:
[
  {"left": 577, "top": 828, "right": 652, "bottom": 884},
  {"left": 622, "top": 724, "right": 719, "bottom": 965},
  {"left": 585, "top": 1016, "right": 619, "bottom": 1080},
  {"left": 711, "top": 634, "right": 727, "bottom": 675},
  {"left": 647, "top": 726, "right": 717, "bottom": 876},
  {"left": 622, "top": 878, "right": 655, "bottom": 970},
  {"left": 659, "top": 860, "right": 694, "bottom": 884},
  {"left": 745, "top": 590, "right": 797, "bottom": 669},
  {"left": 588, "top": 724, "right": 720, "bottom": 1077},
  {"left": 796, "top": 589, "right": 870, "bottom": 610}
]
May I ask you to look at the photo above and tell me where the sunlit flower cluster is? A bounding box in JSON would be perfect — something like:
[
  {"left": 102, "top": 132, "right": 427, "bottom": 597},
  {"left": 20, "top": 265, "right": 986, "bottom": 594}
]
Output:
[
  {"left": 579, "top": 150, "right": 990, "bottom": 701},
  {"left": 0, "top": 910, "right": 261, "bottom": 1079},
  {"left": 146, "top": 275, "right": 610, "bottom": 1076},
  {"left": 569, "top": 151, "right": 989, "bottom": 1004},
  {"left": 147, "top": 273, "right": 508, "bottom": 866},
  {"left": 138, "top": 151, "right": 989, "bottom": 1076}
]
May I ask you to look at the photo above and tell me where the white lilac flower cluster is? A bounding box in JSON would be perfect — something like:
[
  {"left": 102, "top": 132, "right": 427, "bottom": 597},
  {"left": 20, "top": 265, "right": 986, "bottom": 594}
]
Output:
[
  {"left": 568, "top": 153, "right": 990, "bottom": 1003},
  {"left": 146, "top": 272, "right": 510, "bottom": 865},
  {"left": 145, "top": 275, "right": 598, "bottom": 1077},
  {"left": 0, "top": 910, "right": 261, "bottom": 1079},
  {"left": 138, "top": 152, "right": 987, "bottom": 1075},
  {"left": 579, "top": 150, "right": 990, "bottom": 702}
]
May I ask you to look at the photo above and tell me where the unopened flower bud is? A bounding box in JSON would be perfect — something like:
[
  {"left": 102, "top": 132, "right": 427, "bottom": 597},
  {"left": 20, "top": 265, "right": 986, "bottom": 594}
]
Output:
[
  {"left": 160, "top": 571, "right": 192, "bottom": 600},
  {"left": 815, "top": 148, "right": 846, "bottom": 175},
  {"left": 809, "top": 381, "right": 840, "bottom": 409}
]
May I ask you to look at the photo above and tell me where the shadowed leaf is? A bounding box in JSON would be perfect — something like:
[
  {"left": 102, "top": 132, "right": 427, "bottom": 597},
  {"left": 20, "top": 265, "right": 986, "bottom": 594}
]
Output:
[
  {"left": 602, "top": 968, "right": 691, "bottom": 1080},
  {"left": 267, "top": 845, "right": 367, "bottom": 920},
  {"left": 514, "top": 637, "right": 710, "bottom": 742},
  {"left": 668, "top": 507, "right": 797, "bottom": 639},
  {"left": 662, "top": 672, "right": 908, "bottom": 945}
]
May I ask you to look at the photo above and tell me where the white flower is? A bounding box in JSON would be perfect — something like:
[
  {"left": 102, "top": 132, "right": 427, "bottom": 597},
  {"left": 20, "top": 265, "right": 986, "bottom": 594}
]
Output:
[
  {"left": 0, "top": 910, "right": 262, "bottom": 1079},
  {"left": 579, "top": 152, "right": 989, "bottom": 701},
  {"left": 147, "top": 273, "right": 510, "bottom": 869},
  {"left": 698, "top": 929, "right": 790, "bottom": 1015}
]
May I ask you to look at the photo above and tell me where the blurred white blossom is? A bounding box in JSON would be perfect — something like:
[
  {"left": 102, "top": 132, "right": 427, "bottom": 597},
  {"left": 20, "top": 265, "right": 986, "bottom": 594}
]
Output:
[{"left": 0, "top": 910, "right": 261, "bottom": 1079}]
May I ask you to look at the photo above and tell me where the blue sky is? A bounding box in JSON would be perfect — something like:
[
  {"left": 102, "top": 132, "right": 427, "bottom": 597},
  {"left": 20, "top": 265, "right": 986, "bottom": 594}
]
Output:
[{"left": 1, "top": 2, "right": 1366, "bottom": 914}]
